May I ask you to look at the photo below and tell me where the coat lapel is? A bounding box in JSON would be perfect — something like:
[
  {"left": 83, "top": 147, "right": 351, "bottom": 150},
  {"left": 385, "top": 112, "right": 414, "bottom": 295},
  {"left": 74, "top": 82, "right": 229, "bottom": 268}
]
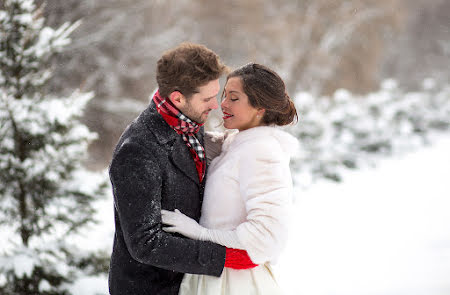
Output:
[
  {"left": 143, "top": 102, "right": 202, "bottom": 186},
  {"left": 169, "top": 136, "right": 200, "bottom": 186}
]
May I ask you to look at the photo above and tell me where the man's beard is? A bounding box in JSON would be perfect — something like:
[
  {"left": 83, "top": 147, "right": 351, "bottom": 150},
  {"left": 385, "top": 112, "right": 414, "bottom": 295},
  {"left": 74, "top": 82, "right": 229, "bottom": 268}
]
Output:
[{"left": 181, "top": 102, "right": 208, "bottom": 124}]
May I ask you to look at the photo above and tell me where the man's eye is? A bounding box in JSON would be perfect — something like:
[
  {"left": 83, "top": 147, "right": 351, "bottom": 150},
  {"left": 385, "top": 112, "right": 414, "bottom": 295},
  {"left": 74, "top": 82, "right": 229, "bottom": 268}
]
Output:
[{"left": 231, "top": 98, "right": 238, "bottom": 102}]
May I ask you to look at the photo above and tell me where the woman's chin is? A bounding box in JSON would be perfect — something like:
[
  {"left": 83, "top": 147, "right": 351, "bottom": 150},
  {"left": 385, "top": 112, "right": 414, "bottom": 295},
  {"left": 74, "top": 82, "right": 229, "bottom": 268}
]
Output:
[{"left": 223, "top": 121, "right": 232, "bottom": 129}]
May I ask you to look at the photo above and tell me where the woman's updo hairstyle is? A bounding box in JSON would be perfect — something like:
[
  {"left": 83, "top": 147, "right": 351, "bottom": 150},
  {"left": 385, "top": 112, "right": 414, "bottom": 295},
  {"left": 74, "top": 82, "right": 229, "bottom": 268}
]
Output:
[{"left": 226, "top": 63, "right": 298, "bottom": 126}]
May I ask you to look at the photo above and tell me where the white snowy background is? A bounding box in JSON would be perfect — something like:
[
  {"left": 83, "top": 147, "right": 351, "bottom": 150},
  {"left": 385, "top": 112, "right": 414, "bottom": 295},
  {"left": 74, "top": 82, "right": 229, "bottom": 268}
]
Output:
[{"left": 275, "top": 136, "right": 450, "bottom": 295}]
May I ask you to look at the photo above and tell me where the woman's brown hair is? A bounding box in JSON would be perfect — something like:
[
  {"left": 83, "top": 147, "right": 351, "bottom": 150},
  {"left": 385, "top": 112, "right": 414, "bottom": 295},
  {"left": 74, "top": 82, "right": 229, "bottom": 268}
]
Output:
[
  {"left": 156, "top": 42, "right": 228, "bottom": 98},
  {"left": 226, "top": 63, "right": 298, "bottom": 126}
]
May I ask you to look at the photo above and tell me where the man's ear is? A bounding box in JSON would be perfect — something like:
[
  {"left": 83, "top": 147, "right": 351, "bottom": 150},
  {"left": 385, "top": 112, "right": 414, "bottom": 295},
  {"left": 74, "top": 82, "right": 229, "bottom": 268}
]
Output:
[{"left": 168, "top": 91, "right": 185, "bottom": 108}]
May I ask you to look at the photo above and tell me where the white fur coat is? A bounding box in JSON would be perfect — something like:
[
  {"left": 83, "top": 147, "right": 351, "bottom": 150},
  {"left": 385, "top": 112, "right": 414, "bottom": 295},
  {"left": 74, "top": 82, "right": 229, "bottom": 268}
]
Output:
[{"left": 201, "top": 126, "right": 298, "bottom": 264}]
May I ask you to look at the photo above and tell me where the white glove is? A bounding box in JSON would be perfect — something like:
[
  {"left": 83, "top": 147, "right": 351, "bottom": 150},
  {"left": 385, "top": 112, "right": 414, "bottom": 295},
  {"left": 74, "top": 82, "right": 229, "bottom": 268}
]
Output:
[
  {"left": 161, "top": 209, "right": 245, "bottom": 249},
  {"left": 161, "top": 209, "right": 207, "bottom": 240}
]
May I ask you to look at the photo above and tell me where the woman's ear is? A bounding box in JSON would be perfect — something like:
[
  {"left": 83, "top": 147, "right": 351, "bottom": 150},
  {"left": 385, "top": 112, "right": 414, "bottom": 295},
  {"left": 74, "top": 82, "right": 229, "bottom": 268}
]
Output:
[
  {"left": 257, "top": 108, "right": 266, "bottom": 118},
  {"left": 168, "top": 91, "right": 185, "bottom": 107}
]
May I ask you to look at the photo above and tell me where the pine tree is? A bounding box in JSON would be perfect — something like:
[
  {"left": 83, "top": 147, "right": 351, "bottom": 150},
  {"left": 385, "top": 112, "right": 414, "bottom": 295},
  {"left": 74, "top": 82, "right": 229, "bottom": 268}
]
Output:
[{"left": 0, "top": 0, "right": 108, "bottom": 293}]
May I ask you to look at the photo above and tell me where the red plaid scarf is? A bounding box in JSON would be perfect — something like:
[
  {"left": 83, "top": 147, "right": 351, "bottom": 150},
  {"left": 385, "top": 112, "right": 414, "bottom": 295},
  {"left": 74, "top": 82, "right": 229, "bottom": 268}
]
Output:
[{"left": 153, "top": 90, "right": 206, "bottom": 183}]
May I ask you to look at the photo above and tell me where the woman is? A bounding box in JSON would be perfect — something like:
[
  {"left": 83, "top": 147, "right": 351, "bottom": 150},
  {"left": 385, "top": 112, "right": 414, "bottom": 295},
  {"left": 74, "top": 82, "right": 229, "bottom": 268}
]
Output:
[{"left": 162, "top": 63, "right": 298, "bottom": 294}]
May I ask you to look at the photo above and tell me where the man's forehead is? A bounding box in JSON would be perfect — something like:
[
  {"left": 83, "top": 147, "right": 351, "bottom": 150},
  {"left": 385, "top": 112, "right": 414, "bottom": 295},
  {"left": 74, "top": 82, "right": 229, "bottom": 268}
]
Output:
[{"left": 198, "top": 80, "right": 220, "bottom": 97}]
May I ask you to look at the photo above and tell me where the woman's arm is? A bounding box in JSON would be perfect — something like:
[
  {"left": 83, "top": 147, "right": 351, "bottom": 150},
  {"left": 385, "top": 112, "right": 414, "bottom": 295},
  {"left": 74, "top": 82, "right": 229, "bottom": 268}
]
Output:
[
  {"left": 162, "top": 209, "right": 245, "bottom": 249},
  {"left": 162, "top": 139, "right": 292, "bottom": 264},
  {"left": 234, "top": 142, "right": 292, "bottom": 264}
]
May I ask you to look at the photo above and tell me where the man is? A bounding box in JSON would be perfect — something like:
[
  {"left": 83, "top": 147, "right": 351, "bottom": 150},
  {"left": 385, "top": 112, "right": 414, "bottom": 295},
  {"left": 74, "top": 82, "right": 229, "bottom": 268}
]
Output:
[{"left": 108, "top": 43, "right": 255, "bottom": 295}]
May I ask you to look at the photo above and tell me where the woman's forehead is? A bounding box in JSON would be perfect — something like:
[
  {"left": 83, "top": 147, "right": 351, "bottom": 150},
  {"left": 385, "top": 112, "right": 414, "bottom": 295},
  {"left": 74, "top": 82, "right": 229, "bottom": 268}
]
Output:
[{"left": 225, "top": 77, "right": 243, "bottom": 92}]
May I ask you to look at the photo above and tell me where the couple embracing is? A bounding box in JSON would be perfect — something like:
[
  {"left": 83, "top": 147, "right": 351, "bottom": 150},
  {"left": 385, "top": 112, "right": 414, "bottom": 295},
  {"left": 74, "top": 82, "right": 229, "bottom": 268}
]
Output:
[{"left": 108, "top": 42, "right": 298, "bottom": 295}]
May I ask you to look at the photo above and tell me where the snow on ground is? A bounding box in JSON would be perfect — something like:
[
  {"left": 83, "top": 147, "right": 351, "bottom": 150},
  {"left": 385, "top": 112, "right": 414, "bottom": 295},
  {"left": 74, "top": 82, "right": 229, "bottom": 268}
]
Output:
[
  {"left": 275, "top": 136, "right": 450, "bottom": 295},
  {"left": 74, "top": 136, "right": 450, "bottom": 295}
]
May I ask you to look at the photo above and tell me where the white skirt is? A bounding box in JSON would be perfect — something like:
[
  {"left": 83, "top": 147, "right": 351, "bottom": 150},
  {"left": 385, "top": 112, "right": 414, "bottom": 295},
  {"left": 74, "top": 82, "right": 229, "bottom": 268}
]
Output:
[{"left": 179, "top": 264, "right": 282, "bottom": 295}]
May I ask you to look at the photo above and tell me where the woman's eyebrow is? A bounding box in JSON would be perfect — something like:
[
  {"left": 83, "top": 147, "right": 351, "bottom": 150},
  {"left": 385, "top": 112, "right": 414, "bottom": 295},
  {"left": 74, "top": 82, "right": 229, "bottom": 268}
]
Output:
[{"left": 226, "top": 90, "right": 241, "bottom": 95}]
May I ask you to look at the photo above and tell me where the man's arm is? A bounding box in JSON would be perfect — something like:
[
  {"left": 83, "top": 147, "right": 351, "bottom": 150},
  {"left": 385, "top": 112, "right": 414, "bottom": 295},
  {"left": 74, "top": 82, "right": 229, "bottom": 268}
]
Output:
[{"left": 109, "top": 141, "right": 225, "bottom": 276}]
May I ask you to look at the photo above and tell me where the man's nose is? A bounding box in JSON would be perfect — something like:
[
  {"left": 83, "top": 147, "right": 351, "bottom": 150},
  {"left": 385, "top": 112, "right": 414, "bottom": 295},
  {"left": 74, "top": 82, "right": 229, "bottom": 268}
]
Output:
[{"left": 210, "top": 97, "right": 219, "bottom": 110}]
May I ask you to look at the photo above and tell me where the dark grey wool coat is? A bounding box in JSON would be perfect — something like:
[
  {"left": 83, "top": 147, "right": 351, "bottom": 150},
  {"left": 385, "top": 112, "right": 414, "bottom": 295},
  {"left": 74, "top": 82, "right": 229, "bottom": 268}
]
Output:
[{"left": 108, "top": 102, "right": 226, "bottom": 295}]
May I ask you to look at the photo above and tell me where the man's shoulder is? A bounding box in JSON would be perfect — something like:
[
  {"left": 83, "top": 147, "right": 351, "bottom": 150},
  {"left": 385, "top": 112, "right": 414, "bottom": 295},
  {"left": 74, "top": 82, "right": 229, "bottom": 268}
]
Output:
[
  {"left": 117, "top": 108, "right": 156, "bottom": 144},
  {"left": 112, "top": 104, "right": 173, "bottom": 156}
]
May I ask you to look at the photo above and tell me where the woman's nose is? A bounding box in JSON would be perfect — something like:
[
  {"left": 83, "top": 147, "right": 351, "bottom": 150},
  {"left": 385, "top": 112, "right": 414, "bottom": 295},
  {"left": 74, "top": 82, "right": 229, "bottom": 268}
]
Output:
[{"left": 221, "top": 97, "right": 227, "bottom": 109}]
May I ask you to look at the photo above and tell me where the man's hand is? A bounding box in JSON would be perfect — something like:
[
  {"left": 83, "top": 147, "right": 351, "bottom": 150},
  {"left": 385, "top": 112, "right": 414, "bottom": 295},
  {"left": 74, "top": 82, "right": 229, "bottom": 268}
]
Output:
[{"left": 161, "top": 209, "right": 207, "bottom": 240}]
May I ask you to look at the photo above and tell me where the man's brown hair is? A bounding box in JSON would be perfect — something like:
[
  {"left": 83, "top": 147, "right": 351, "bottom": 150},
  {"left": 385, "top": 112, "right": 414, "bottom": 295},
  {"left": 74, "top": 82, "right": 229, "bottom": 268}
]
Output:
[{"left": 156, "top": 42, "right": 228, "bottom": 98}]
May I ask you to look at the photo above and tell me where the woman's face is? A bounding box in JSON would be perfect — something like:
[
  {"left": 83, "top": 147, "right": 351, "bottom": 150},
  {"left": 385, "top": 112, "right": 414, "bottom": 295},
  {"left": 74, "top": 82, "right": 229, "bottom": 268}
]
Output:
[{"left": 221, "top": 77, "right": 263, "bottom": 131}]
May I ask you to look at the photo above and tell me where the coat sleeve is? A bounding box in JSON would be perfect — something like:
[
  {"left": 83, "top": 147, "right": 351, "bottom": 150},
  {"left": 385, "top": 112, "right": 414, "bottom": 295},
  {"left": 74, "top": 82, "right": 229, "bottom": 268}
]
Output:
[
  {"left": 234, "top": 140, "right": 293, "bottom": 264},
  {"left": 109, "top": 141, "right": 225, "bottom": 276}
]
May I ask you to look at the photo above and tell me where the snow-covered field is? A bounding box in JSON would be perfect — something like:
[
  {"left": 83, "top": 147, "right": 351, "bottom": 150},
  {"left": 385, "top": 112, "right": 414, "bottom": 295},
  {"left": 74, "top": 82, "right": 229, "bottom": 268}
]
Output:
[
  {"left": 74, "top": 136, "right": 450, "bottom": 295},
  {"left": 275, "top": 136, "right": 450, "bottom": 295}
]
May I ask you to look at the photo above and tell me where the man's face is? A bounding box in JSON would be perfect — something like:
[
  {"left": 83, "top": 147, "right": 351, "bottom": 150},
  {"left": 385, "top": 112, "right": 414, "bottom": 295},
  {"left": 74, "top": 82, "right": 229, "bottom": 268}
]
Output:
[{"left": 179, "top": 79, "right": 220, "bottom": 124}]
